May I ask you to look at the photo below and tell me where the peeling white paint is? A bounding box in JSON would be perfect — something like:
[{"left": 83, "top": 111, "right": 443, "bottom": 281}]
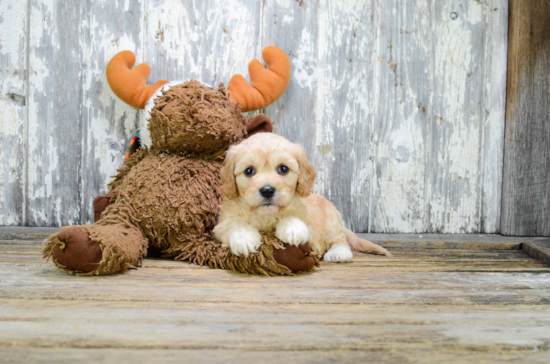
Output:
[
  {"left": 0, "top": 0, "right": 27, "bottom": 225},
  {"left": 78, "top": 0, "right": 144, "bottom": 223},
  {"left": 146, "top": 0, "right": 260, "bottom": 87},
  {"left": 0, "top": 0, "right": 26, "bottom": 66},
  {"left": 465, "top": 2, "right": 484, "bottom": 24},
  {"left": 292, "top": 28, "right": 316, "bottom": 89},
  {"left": 282, "top": 15, "right": 293, "bottom": 24}
]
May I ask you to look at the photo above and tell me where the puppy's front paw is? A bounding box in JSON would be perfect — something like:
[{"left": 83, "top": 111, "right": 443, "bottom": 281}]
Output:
[
  {"left": 228, "top": 228, "right": 262, "bottom": 257},
  {"left": 323, "top": 246, "right": 353, "bottom": 263},
  {"left": 276, "top": 217, "right": 309, "bottom": 246}
]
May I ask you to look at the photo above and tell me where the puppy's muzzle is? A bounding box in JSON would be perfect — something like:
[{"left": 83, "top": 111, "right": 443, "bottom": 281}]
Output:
[{"left": 259, "top": 185, "right": 276, "bottom": 199}]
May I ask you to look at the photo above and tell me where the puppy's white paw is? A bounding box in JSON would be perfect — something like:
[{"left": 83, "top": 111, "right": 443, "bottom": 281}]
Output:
[
  {"left": 228, "top": 227, "right": 262, "bottom": 257},
  {"left": 323, "top": 246, "right": 353, "bottom": 263},
  {"left": 276, "top": 217, "right": 309, "bottom": 246}
]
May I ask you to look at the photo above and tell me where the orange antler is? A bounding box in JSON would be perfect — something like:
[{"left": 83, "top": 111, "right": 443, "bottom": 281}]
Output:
[
  {"left": 106, "top": 51, "right": 168, "bottom": 109},
  {"left": 227, "top": 46, "right": 291, "bottom": 112}
]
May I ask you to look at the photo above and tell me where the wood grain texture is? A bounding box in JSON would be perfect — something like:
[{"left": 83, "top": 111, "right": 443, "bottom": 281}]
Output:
[
  {"left": 1, "top": 239, "right": 550, "bottom": 362},
  {"left": 481, "top": 0, "right": 509, "bottom": 233},
  {"left": 523, "top": 239, "right": 550, "bottom": 266},
  {"left": 1, "top": 0, "right": 511, "bottom": 233},
  {"left": 2, "top": 300, "right": 550, "bottom": 349},
  {"left": 79, "top": 0, "right": 143, "bottom": 224},
  {"left": 427, "top": 0, "right": 488, "bottom": 234},
  {"left": 261, "top": 0, "right": 508, "bottom": 233},
  {"left": 144, "top": 0, "right": 262, "bottom": 88},
  {"left": 2, "top": 348, "right": 550, "bottom": 364},
  {"left": 372, "top": 0, "right": 509, "bottom": 233},
  {"left": 0, "top": 0, "right": 27, "bottom": 225},
  {"left": 502, "top": 0, "right": 550, "bottom": 236},
  {"left": 26, "top": 0, "right": 84, "bottom": 226},
  {"left": 263, "top": 0, "right": 377, "bottom": 233},
  {"left": 370, "top": 0, "right": 430, "bottom": 233}
]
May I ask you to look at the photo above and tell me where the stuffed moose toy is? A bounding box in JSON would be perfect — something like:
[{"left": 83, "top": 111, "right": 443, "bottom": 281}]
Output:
[{"left": 43, "top": 46, "right": 319, "bottom": 276}]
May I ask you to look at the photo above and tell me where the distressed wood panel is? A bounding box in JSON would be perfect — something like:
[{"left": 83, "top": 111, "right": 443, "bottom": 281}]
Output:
[
  {"left": 2, "top": 0, "right": 510, "bottom": 232},
  {"left": 261, "top": 0, "right": 508, "bottom": 233},
  {"left": 23, "top": 0, "right": 143, "bottom": 226},
  {"left": 0, "top": 0, "right": 27, "bottom": 226},
  {"left": 144, "top": 0, "right": 262, "bottom": 88},
  {"left": 79, "top": 0, "right": 143, "bottom": 223},
  {"left": 370, "top": 0, "right": 430, "bottom": 233},
  {"left": 263, "top": 0, "right": 377, "bottom": 232},
  {"left": 429, "top": 0, "right": 507, "bottom": 233},
  {"left": 427, "top": 0, "right": 486, "bottom": 233},
  {"left": 26, "top": 0, "right": 83, "bottom": 226},
  {"left": 481, "top": 0, "right": 509, "bottom": 233},
  {"left": 371, "top": 0, "right": 508, "bottom": 233},
  {"left": 502, "top": 0, "right": 550, "bottom": 236}
]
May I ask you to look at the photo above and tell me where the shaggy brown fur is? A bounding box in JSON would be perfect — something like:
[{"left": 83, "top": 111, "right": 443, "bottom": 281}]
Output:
[
  {"left": 149, "top": 80, "right": 246, "bottom": 155},
  {"left": 43, "top": 81, "right": 319, "bottom": 275}
]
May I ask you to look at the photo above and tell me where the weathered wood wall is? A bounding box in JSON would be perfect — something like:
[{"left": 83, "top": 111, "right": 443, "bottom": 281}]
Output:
[
  {"left": 501, "top": 0, "right": 550, "bottom": 236},
  {"left": 0, "top": 0, "right": 27, "bottom": 226},
  {"left": 0, "top": 0, "right": 509, "bottom": 233}
]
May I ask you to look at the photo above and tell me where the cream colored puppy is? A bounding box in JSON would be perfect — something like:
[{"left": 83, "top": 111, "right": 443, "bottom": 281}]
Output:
[{"left": 213, "top": 133, "right": 391, "bottom": 262}]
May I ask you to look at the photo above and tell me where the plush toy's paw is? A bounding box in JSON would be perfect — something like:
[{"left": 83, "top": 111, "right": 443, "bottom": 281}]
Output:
[
  {"left": 52, "top": 227, "right": 102, "bottom": 272},
  {"left": 323, "top": 246, "right": 353, "bottom": 263},
  {"left": 93, "top": 196, "right": 112, "bottom": 223},
  {"left": 275, "top": 217, "right": 309, "bottom": 246},
  {"left": 273, "top": 242, "right": 316, "bottom": 272},
  {"left": 228, "top": 227, "right": 263, "bottom": 257}
]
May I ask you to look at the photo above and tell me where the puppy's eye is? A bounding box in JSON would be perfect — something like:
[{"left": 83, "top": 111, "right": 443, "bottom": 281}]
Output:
[
  {"left": 277, "top": 165, "right": 289, "bottom": 175},
  {"left": 244, "top": 167, "right": 255, "bottom": 177}
]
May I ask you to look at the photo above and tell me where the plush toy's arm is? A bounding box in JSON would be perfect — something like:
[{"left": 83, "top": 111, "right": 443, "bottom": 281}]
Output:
[
  {"left": 93, "top": 196, "right": 112, "bottom": 223},
  {"left": 273, "top": 242, "right": 317, "bottom": 272},
  {"left": 92, "top": 148, "right": 148, "bottom": 222}
]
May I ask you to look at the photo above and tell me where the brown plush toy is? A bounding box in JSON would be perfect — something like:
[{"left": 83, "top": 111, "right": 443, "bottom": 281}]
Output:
[{"left": 42, "top": 47, "right": 319, "bottom": 276}]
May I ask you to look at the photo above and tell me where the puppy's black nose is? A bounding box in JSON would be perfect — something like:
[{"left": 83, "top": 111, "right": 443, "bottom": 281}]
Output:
[{"left": 259, "top": 186, "right": 276, "bottom": 199}]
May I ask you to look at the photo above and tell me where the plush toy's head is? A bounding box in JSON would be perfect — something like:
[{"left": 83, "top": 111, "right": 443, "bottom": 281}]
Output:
[
  {"left": 106, "top": 47, "right": 291, "bottom": 154},
  {"left": 147, "top": 80, "right": 246, "bottom": 154}
]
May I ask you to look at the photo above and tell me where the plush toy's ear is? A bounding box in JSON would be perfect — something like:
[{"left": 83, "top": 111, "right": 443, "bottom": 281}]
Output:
[
  {"left": 227, "top": 46, "right": 291, "bottom": 112},
  {"left": 106, "top": 51, "right": 168, "bottom": 109},
  {"left": 220, "top": 147, "right": 239, "bottom": 199},
  {"left": 296, "top": 147, "right": 317, "bottom": 198},
  {"left": 245, "top": 114, "right": 273, "bottom": 138}
]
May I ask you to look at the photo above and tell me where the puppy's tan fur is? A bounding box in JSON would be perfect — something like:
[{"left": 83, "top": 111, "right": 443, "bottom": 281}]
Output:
[{"left": 214, "top": 133, "right": 391, "bottom": 262}]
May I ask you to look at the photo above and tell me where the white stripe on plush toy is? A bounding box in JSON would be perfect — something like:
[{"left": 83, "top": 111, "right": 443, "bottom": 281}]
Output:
[{"left": 140, "top": 80, "right": 184, "bottom": 148}]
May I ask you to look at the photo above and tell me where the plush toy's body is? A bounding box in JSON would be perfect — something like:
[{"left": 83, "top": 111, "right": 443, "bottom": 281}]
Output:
[{"left": 43, "top": 48, "right": 318, "bottom": 275}]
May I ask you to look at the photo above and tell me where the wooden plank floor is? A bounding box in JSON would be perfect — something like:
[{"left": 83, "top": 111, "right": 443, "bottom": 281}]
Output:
[{"left": 1, "top": 234, "right": 550, "bottom": 363}]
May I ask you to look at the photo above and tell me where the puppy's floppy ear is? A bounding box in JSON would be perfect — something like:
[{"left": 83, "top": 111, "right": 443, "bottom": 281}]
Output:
[
  {"left": 220, "top": 147, "right": 239, "bottom": 199},
  {"left": 245, "top": 114, "right": 273, "bottom": 138},
  {"left": 296, "top": 148, "right": 316, "bottom": 198}
]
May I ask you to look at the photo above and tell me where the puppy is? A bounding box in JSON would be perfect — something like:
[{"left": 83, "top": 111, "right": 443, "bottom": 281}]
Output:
[{"left": 213, "top": 133, "right": 391, "bottom": 262}]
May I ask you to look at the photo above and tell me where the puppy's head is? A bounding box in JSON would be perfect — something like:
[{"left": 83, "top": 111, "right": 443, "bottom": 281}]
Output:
[{"left": 221, "top": 133, "right": 316, "bottom": 215}]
